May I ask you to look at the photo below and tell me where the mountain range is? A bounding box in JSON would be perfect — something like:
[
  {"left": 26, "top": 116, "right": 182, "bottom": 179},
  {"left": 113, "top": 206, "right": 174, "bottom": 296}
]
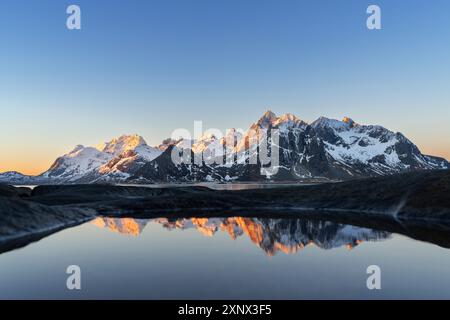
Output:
[{"left": 1, "top": 111, "right": 448, "bottom": 184}]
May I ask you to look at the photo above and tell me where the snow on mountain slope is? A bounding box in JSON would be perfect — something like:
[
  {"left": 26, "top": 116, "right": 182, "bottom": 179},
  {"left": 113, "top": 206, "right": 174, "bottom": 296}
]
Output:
[
  {"left": 134, "top": 111, "right": 448, "bottom": 182},
  {"left": 0, "top": 171, "right": 33, "bottom": 184},
  {"left": 168, "top": 129, "right": 244, "bottom": 166},
  {"left": 311, "top": 117, "right": 446, "bottom": 176},
  {"left": 233, "top": 111, "right": 308, "bottom": 158},
  {"left": 98, "top": 134, "right": 147, "bottom": 156},
  {"left": 41, "top": 135, "right": 162, "bottom": 183},
  {"left": 221, "top": 128, "right": 244, "bottom": 147},
  {"left": 193, "top": 129, "right": 245, "bottom": 161},
  {"left": 97, "top": 143, "right": 162, "bottom": 180},
  {"left": 41, "top": 145, "right": 113, "bottom": 182},
  {"left": 133, "top": 144, "right": 163, "bottom": 161},
  {"left": 2, "top": 111, "right": 448, "bottom": 184},
  {"left": 319, "top": 121, "right": 402, "bottom": 166}
]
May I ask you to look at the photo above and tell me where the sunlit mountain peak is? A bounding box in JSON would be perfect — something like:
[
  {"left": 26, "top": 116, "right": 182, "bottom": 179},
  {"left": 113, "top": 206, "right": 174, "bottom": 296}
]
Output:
[{"left": 98, "top": 134, "right": 147, "bottom": 156}]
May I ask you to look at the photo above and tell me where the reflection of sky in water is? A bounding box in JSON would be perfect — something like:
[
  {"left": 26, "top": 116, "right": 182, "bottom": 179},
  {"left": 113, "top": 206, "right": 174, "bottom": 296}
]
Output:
[{"left": 0, "top": 217, "right": 449, "bottom": 299}]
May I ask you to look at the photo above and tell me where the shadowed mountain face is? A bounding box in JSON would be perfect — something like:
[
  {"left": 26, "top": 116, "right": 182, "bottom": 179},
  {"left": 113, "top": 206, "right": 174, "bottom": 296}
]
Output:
[
  {"left": 1, "top": 112, "right": 448, "bottom": 184},
  {"left": 135, "top": 113, "right": 448, "bottom": 183},
  {"left": 92, "top": 217, "right": 391, "bottom": 256}
]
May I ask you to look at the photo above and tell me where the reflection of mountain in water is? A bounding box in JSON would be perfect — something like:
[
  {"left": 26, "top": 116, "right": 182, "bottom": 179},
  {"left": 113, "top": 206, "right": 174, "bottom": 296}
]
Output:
[
  {"left": 92, "top": 217, "right": 148, "bottom": 236},
  {"left": 92, "top": 217, "right": 391, "bottom": 256}
]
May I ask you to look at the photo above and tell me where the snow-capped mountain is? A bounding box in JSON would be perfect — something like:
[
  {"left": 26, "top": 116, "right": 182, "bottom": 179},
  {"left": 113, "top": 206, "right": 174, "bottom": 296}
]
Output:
[
  {"left": 0, "top": 171, "right": 35, "bottom": 185},
  {"left": 133, "top": 111, "right": 448, "bottom": 182},
  {"left": 3, "top": 134, "right": 162, "bottom": 184},
  {"left": 307, "top": 115, "right": 448, "bottom": 178},
  {"left": 41, "top": 145, "right": 113, "bottom": 182},
  {"left": 1, "top": 111, "right": 448, "bottom": 184},
  {"left": 95, "top": 135, "right": 162, "bottom": 182}
]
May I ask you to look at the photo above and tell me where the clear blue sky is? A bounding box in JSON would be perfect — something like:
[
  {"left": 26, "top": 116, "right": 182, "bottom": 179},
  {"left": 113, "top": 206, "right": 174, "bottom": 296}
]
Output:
[{"left": 1, "top": 0, "right": 449, "bottom": 174}]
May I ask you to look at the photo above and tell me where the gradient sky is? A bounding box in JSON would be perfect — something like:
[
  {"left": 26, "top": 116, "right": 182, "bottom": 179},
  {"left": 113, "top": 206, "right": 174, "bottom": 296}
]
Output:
[{"left": 1, "top": 0, "right": 449, "bottom": 175}]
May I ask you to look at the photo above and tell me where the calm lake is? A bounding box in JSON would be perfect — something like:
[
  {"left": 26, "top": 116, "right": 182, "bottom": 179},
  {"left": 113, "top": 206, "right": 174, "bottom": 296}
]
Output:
[{"left": 0, "top": 215, "right": 449, "bottom": 299}]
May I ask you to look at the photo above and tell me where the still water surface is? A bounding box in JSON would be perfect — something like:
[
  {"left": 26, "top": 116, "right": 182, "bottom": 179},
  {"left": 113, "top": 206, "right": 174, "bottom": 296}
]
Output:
[{"left": 0, "top": 216, "right": 449, "bottom": 299}]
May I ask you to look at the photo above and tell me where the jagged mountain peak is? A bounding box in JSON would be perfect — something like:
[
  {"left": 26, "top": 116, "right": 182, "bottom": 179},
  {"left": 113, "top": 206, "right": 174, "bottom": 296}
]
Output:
[
  {"left": 96, "top": 135, "right": 162, "bottom": 179},
  {"left": 38, "top": 134, "right": 162, "bottom": 183},
  {"left": 69, "top": 145, "right": 86, "bottom": 154},
  {"left": 221, "top": 128, "right": 244, "bottom": 144},
  {"left": 43, "top": 146, "right": 113, "bottom": 181},
  {"left": 273, "top": 113, "right": 307, "bottom": 128},
  {"left": 256, "top": 110, "right": 278, "bottom": 127},
  {"left": 311, "top": 116, "right": 356, "bottom": 131},
  {"left": 66, "top": 145, "right": 105, "bottom": 158},
  {"left": 158, "top": 138, "right": 180, "bottom": 151},
  {"left": 99, "top": 134, "right": 147, "bottom": 156},
  {"left": 278, "top": 113, "right": 300, "bottom": 122},
  {"left": 253, "top": 111, "right": 308, "bottom": 130},
  {"left": 197, "top": 131, "right": 219, "bottom": 142},
  {"left": 2, "top": 110, "right": 448, "bottom": 185},
  {"left": 342, "top": 117, "right": 356, "bottom": 126},
  {"left": 262, "top": 109, "right": 276, "bottom": 118}
]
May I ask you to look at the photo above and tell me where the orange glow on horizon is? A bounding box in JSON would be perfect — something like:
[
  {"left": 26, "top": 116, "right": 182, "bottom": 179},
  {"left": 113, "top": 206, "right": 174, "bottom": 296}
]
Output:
[
  {"left": 1, "top": 145, "right": 449, "bottom": 176},
  {"left": 0, "top": 161, "right": 50, "bottom": 176}
]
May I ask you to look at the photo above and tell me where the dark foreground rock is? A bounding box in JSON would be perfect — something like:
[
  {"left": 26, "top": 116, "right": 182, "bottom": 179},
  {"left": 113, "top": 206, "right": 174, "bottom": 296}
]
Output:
[
  {"left": 0, "top": 185, "right": 95, "bottom": 252},
  {"left": 27, "top": 169, "right": 450, "bottom": 220},
  {"left": 1, "top": 170, "right": 450, "bottom": 252}
]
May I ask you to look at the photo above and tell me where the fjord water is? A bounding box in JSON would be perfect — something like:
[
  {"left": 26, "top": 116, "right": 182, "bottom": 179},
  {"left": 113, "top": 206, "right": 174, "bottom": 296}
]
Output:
[{"left": 0, "top": 216, "right": 449, "bottom": 299}]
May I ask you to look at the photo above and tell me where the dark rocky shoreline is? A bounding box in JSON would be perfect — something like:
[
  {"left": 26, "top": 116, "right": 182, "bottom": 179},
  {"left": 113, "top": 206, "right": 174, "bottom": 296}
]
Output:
[{"left": 1, "top": 170, "right": 450, "bottom": 253}]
